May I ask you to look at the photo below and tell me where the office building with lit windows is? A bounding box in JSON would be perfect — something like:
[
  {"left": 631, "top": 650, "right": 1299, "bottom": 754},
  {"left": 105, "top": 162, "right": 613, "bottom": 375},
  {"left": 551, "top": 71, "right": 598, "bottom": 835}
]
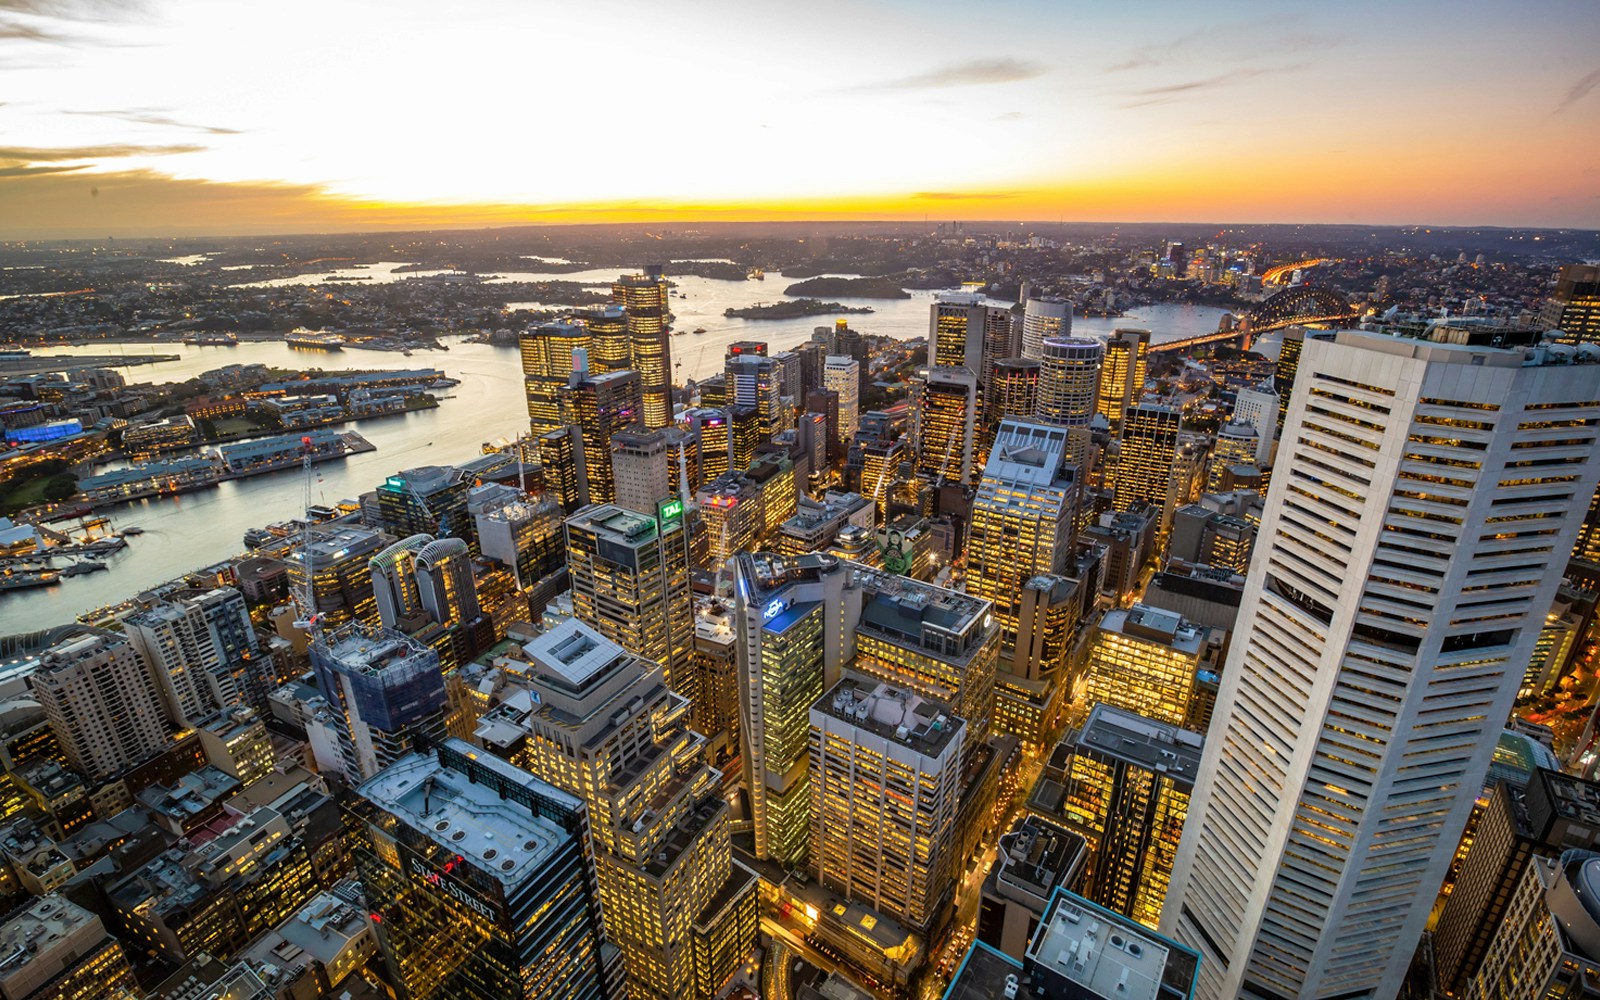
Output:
[
  {"left": 309, "top": 622, "right": 449, "bottom": 784},
  {"left": 809, "top": 676, "right": 966, "bottom": 930},
  {"left": 967, "top": 420, "right": 1078, "bottom": 657},
  {"left": 474, "top": 493, "right": 565, "bottom": 590},
  {"left": 560, "top": 368, "right": 644, "bottom": 508},
  {"left": 1111, "top": 404, "right": 1183, "bottom": 533},
  {"left": 375, "top": 466, "right": 472, "bottom": 547},
  {"left": 930, "top": 293, "right": 989, "bottom": 371},
  {"left": 472, "top": 620, "right": 756, "bottom": 1000},
  {"left": 576, "top": 304, "right": 632, "bottom": 375},
  {"left": 1540, "top": 263, "right": 1600, "bottom": 345},
  {"left": 823, "top": 356, "right": 860, "bottom": 445},
  {"left": 1464, "top": 852, "right": 1600, "bottom": 1000},
  {"left": 1097, "top": 329, "right": 1150, "bottom": 426},
  {"left": 914, "top": 366, "right": 979, "bottom": 486},
  {"left": 610, "top": 427, "right": 673, "bottom": 515},
  {"left": 519, "top": 321, "right": 590, "bottom": 434},
  {"left": 1002, "top": 574, "right": 1084, "bottom": 748},
  {"left": 1162, "top": 331, "right": 1600, "bottom": 1000},
  {"left": 1036, "top": 336, "right": 1104, "bottom": 467},
  {"left": 989, "top": 358, "right": 1041, "bottom": 428},
  {"left": 1231, "top": 384, "right": 1280, "bottom": 467},
  {"left": 733, "top": 552, "right": 860, "bottom": 865},
  {"left": 284, "top": 526, "right": 388, "bottom": 628},
  {"left": 1043, "top": 704, "right": 1202, "bottom": 929},
  {"left": 564, "top": 503, "right": 695, "bottom": 703},
  {"left": 614, "top": 269, "right": 673, "bottom": 429},
  {"left": 348, "top": 738, "right": 622, "bottom": 1000},
  {"left": 1084, "top": 605, "right": 1204, "bottom": 727},
  {"left": 850, "top": 568, "right": 997, "bottom": 751},
  {"left": 125, "top": 588, "right": 260, "bottom": 727},
  {"left": 1206, "top": 423, "right": 1261, "bottom": 492},
  {"left": 0, "top": 895, "right": 140, "bottom": 1000},
  {"left": 1020, "top": 296, "right": 1072, "bottom": 362},
  {"left": 371, "top": 534, "right": 431, "bottom": 630}
]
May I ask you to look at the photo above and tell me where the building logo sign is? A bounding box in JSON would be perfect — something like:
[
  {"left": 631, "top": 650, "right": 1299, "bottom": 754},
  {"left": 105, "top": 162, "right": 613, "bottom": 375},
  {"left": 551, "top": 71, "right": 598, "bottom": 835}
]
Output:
[
  {"left": 407, "top": 856, "right": 495, "bottom": 920},
  {"left": 658, "top": 497, "right": 684, "bottom": 525},
  {"left": 764, "top": 598, "right": 789, "bottom": 622}
]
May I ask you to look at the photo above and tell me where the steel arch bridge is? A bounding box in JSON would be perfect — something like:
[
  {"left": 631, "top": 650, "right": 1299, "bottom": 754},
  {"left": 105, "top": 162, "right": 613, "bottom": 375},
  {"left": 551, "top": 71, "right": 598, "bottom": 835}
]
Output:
[{"left": 1244, "top": 286, "right": 1358, "bottom": 336}]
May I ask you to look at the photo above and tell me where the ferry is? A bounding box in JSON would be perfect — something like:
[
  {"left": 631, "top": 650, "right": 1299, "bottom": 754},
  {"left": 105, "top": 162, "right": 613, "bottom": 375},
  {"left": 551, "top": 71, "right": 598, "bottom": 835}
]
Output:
[
  {"left": 747, "top": 268, "right": 765, "bottom": 281},
  {"left": 184, "top": 332, "right": 239, "bottom": 346},
  {"left": 285, "top": 330, "right": 345, "bottom": 351},
  {"left": 62, "top": 560, "right": 107, "bottom": 577},
  {"left": 693, "top": 327, "right": 707, "bottom": 335},
  {"left": 0, "top": 567, "right": 58, "bottom": 590}
]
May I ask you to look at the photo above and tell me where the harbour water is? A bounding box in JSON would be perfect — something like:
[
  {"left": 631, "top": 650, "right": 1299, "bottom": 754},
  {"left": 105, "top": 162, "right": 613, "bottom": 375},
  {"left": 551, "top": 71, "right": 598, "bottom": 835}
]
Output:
[{"left": 1, "top": 268, "right": 1231, "bottom": 631}]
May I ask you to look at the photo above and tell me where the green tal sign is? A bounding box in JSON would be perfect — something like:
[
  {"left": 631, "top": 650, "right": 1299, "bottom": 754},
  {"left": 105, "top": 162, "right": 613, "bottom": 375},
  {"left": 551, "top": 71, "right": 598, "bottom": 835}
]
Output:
[{"left": 658, "top": 497, "right": 684, "bottom": 525}]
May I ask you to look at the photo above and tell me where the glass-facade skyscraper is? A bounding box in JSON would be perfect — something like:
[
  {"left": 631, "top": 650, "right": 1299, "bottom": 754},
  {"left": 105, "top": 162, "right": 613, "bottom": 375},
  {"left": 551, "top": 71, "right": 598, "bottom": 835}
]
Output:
[
  {"left": 614, "top": 269, "right": 673, "bottom": 429},
  {"left": 348, "top": 738, "right": 622, "bottom": 1000}
]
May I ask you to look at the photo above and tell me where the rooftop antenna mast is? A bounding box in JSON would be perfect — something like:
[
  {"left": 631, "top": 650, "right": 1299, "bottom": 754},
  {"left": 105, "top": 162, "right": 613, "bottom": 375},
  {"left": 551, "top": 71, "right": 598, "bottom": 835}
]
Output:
[{"left": 290, "top": 436, "right": 323, "bottom": 637}]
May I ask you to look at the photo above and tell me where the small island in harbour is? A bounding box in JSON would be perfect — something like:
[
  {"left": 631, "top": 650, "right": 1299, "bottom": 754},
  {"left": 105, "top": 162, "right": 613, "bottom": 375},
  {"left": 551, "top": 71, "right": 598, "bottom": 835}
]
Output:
[
  {"left": 781, "top": 276, "right": 911, "bottom": 299},
  {"left": 723, "top": 298, "right": 875, "bottom": 320}
]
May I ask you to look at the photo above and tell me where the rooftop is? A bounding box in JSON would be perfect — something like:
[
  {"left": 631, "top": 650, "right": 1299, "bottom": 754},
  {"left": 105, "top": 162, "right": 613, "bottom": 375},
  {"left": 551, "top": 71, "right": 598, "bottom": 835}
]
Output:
[
  {"left": 1071, "top": 703, "right": 1204, "bottom": 786},
  {"left": 1098, "top": 605, "right": 1203, "bottom": 655},
  {"left": 1027, "top": 889, "right": 1198, "bottom": 1000},
  {"left": 315, "top": 622, "right": 436, "bottom": 677},
  {"left": 815, "top": 677, "right": 963, "bottom": 758},
  {"left": 942, "top": 942, "right": 1032, "bottom": 1000},
  {"left": 357, "top": 743, "right": 582, "bottom": 888},
  {"left": 568, "top": 503, "right": 666, "bottom": 544},
  {"left": 0, "top": 895, "right": 102, "bottom": 976}
]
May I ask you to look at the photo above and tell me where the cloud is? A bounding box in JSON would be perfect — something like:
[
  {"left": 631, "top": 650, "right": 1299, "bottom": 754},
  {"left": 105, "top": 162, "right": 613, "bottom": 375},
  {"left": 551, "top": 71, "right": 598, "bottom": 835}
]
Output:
[
  {"left": 1115, "top": 65, "right": 1303, "bottom": 108},
  {"left": 0, "top": 142, "right": 205, "bottom": 161},
  {"left": 66, "top": 109, "right": 243, "bottom": 134},
  {"left": 1106, "top": 17, "right": 1342, "bottom": 73},
  {"left": 995, "top": 111, "right": 1025, "bottom": 122},
  {"left": 0, "top": 162, "right": 89, "bottom": 176},
  {"left": 1554, "top": 67, "right": 1600, "bottom": 115},
  {"left": 853, "top": 58, "right": 1045, "bottom": 91}
]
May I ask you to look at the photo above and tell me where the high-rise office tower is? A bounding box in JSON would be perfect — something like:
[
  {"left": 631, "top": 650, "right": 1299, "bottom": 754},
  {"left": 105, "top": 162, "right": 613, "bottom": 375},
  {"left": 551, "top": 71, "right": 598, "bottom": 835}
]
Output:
[
  {"left": 564, "top": 503, "right": 695, "bottom": 704},
  {"left": 1231, "top": 384, "right": 1280, "bottom": 467},
  {"left": 31, "top": 634, "right": 169, "bottom": 784},
  {"left": 538, "top": 428, "right": 584, "bottom": 511},
  {"left": 1111, "top": 404, "right": 1183, "bottom": 533},
  {"left": 371, "top": 534, "right": 431, "bottom": 629},
  {"left": 728, "top": 405, "right": 762, "bottom": 471},
  {"left": 1055, "top": 704, "right": 1203, "bottom": 929},
  {"left": 810, "top": 676, "right": 966, "bottom": 929},
  {"left": 850, "top": 568, "right": 998, "bottom": 749},
  {"left": 1020, "top": 296, "right": 1072, "bottom": 361},
  {"left": 1206, "top": 422, "right": 1261, "bottom": 492},
  {"left": 559, "top": 367, "right": 644, "bottom": 508},
  {"left": 989, "top": 358, "right": 1041, "bottom": 426},
  {"left": 726, "top": 351, "right": 788, "bottom": 440},
  {"left": 474, "top": 493, "right": 564, "bottom": 590},
  {"left": 1272, "top": 327, "right": 1306, "bottom": 400},
  {"left": 376, "top": 466, "right": 472, "bottom": 547},
  {"left": 610, "top": 427, "right": 672, "bottom": 515},
  {"left": 1037, "top": 336, "right": 1104, "bottom": 468},
  {"left": 1083, "top": 605, "right": 1203, "bottom": 728},
  {"left": 575, "top": 304, "right": 632, "bottom": 375},
  {"left": 1540, "top": 263, "right": 1600, "bottom": 344},
  {"left": 967, "top": 421, "right": 1078, "bottom": 660},
  {"left": 1432, "top": 768, "right": 1600, "bottom": 995},
  {"left": 1162, "top": 331, "right": 1600, "bottom": 1000},
  {"left": 793, "top": 340, "right": 828, "bottom": 400},
  {"left": 285, "top": 526, "right": 388, "bottom": 628},
  {"left": 685, "top": 408, "right": 731, "bottom": 482},
  {"left": 348, "top": 738, "right": 622, "bottom": 1000},
  {"left": 1097, "top": 329, "right": 1150, "bottom": 426},
  {"left": 614, "top": 269, "right": 673, "bottom": 429},
  {"left": 930, "top": 292, "right": 989, "bottom": 370},
  {"left": 914, "top": 366, "right": 979, "bottom": 486},
  {"left": 475, "top": 621, "right": 757, "bottom": 1000},
  {"left": 823, "top": 356, "right": 860, "bottom": 445},
  {"left": 309, "top": 622, "right": 449, "bottom": 784},
  {"left": 733, "top": 552, "right": 859, "bottom": 865},
  {"left": 520, "top": 321, "right": 590, "bottom": 434},
  {"left": 832, "top": 319, "right": 870, "bottom": 395},
  {"left": 1465, "top": 852, "right": 1600, "bottom": 1000},
  {"left": 414, "top": 537, "right": 479, "bottom": 627}
]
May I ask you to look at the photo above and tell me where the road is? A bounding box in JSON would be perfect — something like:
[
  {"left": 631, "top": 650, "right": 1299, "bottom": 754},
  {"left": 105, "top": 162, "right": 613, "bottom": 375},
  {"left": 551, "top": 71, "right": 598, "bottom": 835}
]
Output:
[{"left": 762, "top": 915, "right": 888, "bottom": 1000}]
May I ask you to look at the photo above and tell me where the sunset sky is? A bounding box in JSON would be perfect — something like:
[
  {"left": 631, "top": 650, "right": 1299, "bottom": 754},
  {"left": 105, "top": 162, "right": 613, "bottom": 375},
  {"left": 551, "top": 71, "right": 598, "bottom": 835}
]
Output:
[{"left": 2, "top": 0, "right": 1597, "bottom": 237}]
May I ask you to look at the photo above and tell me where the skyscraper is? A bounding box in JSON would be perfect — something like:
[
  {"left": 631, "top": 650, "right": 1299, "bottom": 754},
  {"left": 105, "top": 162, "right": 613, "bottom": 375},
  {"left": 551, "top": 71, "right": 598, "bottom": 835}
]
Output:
[
  {"left": 347, "top": 738, "right": 622, "bottom": 1000},
  {"left": 124, "top": 588, "right": 260, "bottom": 725},
  {"left": 564, "top": 503, "right": 695, "bottom": 704},
  {"left": 1036, "top": 336, "right": 1104, "bottom": 468},
  {"left": 1110, "top": 404, "right": 1183, "bottom": 532},
  {"left": 610, "top": 427, "right": 673, "bottom": 515},
  {"left": 1162, "top": 331, "right": 1600, "bottom": 999},
  {"left": 989, "top": 358, "right": 1041, "bottom": 426},
  {"left": 474, "top": 621, "right": 757, "bottom": 1000},
  {"left": 967, "top": 421, "right": 1078, "bottom": 657},
  {"left": 32, "top": 634, "right": 170, "bottom": 784},
  {"left": 914, "top": 365, "right": 979, "bottom": 486},
  {"left": 1097, "top": 329, "right": 1150, "bottom": 426},
  {"left": 733, "top": 552, "right": 859, "bottom": 865},
  {"left": 285, "top": 526, "right": 388, "bottom": 628},
  {"left": 1205, "top": 422, "right": 1260, "bottom": 492},
  {"left": 520, "top": 321, "right": 590, "bottom": 434},
  {"left": 614, "top": 269, "right": 673, "bottom": 429},
  {"left": 930, "top": 293, "right": 988, "bottom": 371},
  {"left": 376, "top": 466, "right": 472, "bottom": 546},
  {"left": 725, "top": 350, "right": 788, "bottom": 439},
  {"left": 810, "top": 676, "right": 966, "bottom": 930},
  {"left": 371, "top": 534, "right": 431, "bottom": 629},
  {"left": 1231, "top": 384, "right": 1280, "bottom": 467},
  {"left": 1464, "top": 853, "right": 1600, "bottom": 1000},
  {"left": 1053, "top": 704, "right": 1202, "bottom": 929},
  {"left": 309, "top": 622, "right": 449, "bottom": 784},
  {"left": 560, "top": 368, "right": 644, "bottom": 507},
  {"left": 576, "top": 303, "right": 632, "bottom": 375},
  {"left": 414, "top": 537, "right": 479, "bottom": 627},
  {"left": 474, "top": 492, "right": 565, "bottom": 590},
  {"left": 1539, "top": 262, "right": 1600, "bottom": 344},
  {"left": 1020, "top": 296, "right": 1072, "bottom": 361},
  {"left": 823, "top": 356, "right": 860, "bottom": 445},
  {"left": 1083, "top": 605, "right": 1203, "bottom": 728}
]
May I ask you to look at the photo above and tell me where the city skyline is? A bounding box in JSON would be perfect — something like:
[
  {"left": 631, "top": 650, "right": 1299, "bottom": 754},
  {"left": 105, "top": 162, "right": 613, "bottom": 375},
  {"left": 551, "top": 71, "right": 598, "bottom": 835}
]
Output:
[{"left": 2, "top": 0, "right": 1598, "bottom": 237}]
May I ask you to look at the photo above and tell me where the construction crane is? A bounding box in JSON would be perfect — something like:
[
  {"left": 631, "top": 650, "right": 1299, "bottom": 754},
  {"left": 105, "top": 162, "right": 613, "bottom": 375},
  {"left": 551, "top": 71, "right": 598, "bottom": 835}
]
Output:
[{"left": 290, "top": 436, "right": 323, "bottom": 634}]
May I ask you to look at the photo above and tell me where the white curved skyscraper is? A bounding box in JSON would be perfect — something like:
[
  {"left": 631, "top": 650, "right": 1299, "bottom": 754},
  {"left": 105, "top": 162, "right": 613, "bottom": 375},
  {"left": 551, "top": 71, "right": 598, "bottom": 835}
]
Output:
[{"left": 1020, "top": 296, "right": 1072, "bottom": 361}]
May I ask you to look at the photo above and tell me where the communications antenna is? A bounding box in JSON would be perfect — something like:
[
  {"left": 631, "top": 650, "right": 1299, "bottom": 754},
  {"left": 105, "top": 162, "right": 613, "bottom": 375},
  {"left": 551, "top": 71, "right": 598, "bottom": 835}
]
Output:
[{"left": 290, "top": 436, "right": 322, "bottom": 635}]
